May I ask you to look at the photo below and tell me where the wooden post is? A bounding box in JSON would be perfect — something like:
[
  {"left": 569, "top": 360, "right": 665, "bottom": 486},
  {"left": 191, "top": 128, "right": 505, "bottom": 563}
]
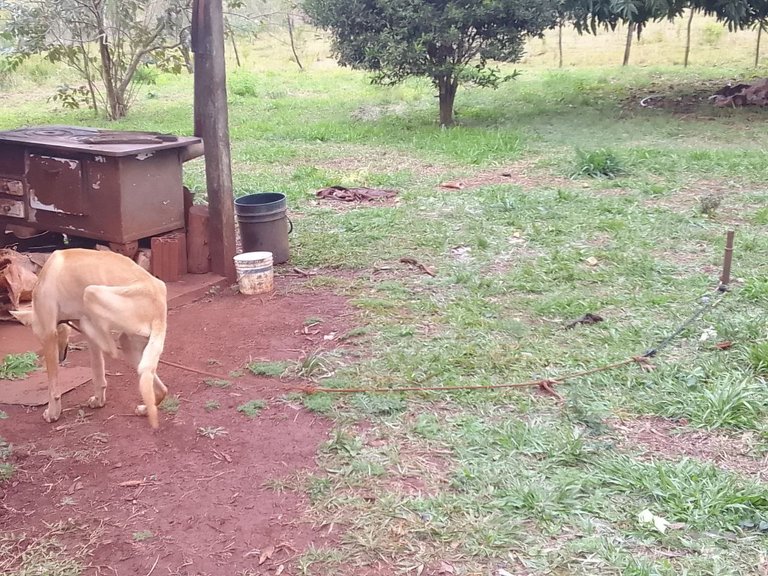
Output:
[{"left": 192, "top": 0, "right": 237, "bottom": 281}]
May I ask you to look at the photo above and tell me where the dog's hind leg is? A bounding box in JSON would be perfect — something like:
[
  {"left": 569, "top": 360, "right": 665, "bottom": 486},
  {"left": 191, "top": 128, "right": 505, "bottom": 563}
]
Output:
[{"left": 119, "top": 334, "right": 168, "bottom": 412}]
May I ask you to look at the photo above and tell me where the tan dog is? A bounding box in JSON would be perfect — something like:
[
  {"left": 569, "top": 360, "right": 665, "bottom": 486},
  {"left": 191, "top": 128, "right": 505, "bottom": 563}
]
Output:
[{"left": 11, "top": 248, "right": 168, "bottom": 428}]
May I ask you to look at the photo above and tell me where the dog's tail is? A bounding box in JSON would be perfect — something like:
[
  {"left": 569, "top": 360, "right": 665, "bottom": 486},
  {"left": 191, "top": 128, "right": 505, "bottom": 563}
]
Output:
[{"left": 138, "top": 319, "right": 166, "bottom": 429}]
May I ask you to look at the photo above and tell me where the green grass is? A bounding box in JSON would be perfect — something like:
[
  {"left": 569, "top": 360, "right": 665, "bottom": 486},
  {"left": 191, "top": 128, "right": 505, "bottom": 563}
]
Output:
[
  {"left": 203, "top": 377, "right": 232, "bottom": 388},
  {"left": 0, "top": 520, "right": 91, "bottom": 575},
  {"left": 131, "top": 530, "right": 153, "bottom": 542},
  {"left": 0, "top": 438, "right": 13, "bottom": 483},
  {"left": 236, "top": 400, "right": 266, "bottom": 418},
  {"left": 247, "top": 361, "right": 289, "bottom": 378},
  {"left": 159, "top": 395, "right": 180, "bottom": 414},
  {"left": 0, "top": 353, "right": 38, "bottom": 380},
  {"left": 3, "top": 24, "right": 768, "bottom": 576}
]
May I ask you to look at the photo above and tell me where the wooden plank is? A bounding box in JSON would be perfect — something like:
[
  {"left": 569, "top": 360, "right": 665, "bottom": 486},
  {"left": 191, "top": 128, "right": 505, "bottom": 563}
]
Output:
[{"left": 192, "top": 0, "right": 237, "bottom": 281}]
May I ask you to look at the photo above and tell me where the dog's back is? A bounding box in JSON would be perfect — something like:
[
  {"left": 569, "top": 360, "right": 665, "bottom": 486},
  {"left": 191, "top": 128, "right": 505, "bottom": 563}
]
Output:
[{"left": 34, "top": 249, "right": 164, "bottom": 327}]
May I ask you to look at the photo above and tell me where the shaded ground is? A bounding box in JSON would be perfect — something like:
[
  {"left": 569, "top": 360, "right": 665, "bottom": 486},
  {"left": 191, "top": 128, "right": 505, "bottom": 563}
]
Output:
[{"left": 0, "top": 277, "right": 354, "bottom": 575}]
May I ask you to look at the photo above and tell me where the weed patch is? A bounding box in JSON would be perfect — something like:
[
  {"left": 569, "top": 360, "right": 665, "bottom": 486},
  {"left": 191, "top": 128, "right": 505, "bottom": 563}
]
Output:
[
  {"left": 247, "top": 361, "right": 289, "bottom": 378},
  {"left": 237, "top": 400, "right": 266, "bottom": 418},
  {"left": 0, "top": 352, "right": 38, "bottom": 380},
  {"left": 159, "top": 395, "right": 180, "bottom": 414}
]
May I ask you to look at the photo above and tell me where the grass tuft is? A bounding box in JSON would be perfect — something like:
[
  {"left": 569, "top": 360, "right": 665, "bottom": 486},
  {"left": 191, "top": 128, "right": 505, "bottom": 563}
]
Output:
[
  {"left": 247, "top": 361, "right": 289, "bottom": 378},
  {"left": 237, "top": 400, "right": 266, "bottom": 418},
  {"left": 0, "top": 352, "right": 38, "bottom": 380},
  {"left": 572, "top": 148, "right": 624, "bottom": 179},
  {"left": 159, "top": 395, "right": 180, "bottom": 414}
]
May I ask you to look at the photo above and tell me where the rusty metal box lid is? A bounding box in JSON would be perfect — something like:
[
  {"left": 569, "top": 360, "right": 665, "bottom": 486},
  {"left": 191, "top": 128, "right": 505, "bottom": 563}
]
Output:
[{"left": 0, "top": 125, "right": 201, "bottom": 157}]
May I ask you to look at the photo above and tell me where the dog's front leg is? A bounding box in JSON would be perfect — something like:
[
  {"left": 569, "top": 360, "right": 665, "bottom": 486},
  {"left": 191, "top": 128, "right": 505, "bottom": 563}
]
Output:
[
  {"left": 87, "top": 342, "right": 108, "bottom": 409},
  {"left": 42, "top": 333, "right": 63, "bottom": 423}
]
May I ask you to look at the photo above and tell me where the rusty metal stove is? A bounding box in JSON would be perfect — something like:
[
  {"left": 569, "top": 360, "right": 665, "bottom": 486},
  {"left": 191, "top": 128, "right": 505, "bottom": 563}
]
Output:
[{"left": 0, "top": 125, "right": 202, "bottom": 250}]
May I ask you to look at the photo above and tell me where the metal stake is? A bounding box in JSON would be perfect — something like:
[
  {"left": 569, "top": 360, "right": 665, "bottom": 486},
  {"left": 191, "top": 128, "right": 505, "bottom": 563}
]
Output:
[{"left": 718, "top": 229, "right": 735, "bottom": 291}]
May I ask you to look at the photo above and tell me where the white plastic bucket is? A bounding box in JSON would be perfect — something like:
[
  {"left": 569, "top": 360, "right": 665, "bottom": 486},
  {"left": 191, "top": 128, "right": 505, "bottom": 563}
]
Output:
[{"left": 233, "top": 251, "right": 274, "bottom": 295}]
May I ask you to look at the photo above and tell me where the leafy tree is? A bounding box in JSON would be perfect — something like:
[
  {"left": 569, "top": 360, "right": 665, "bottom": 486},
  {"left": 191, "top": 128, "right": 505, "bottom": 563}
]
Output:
[
  {"left": 303, "top": 0, "right": 559, "bottom": 127},
  {"left": 0, "top": 0, "right": 192, "bottom": 119}
]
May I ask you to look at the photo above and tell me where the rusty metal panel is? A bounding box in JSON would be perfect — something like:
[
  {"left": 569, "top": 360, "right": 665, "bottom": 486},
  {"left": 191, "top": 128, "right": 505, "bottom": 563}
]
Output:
[
  {"left": 27, "top": 153, "right": 87, "bottom": 216},
  {"left": 117, "top": 150, "right": 185, "bottom": 242},
  {"left": 0, "top": 143, "right": 24, "bottom": 175}
]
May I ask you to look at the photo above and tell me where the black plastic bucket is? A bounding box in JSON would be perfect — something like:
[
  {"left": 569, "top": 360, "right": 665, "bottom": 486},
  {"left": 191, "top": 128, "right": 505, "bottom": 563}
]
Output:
[{"left": 234, "top": 192, "right": 292, "bottom": 264}]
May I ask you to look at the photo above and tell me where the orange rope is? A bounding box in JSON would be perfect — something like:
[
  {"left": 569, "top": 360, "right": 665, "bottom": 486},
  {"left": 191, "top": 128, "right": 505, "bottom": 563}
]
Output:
[{"left": 298, "top": 356, "right": 652, "bottom": 395}]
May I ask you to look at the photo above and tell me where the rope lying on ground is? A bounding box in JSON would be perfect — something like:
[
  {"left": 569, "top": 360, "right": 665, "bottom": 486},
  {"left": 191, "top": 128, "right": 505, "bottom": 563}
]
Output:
[{"left": 298, "top": 287, "right": 731, "bottom": 396}]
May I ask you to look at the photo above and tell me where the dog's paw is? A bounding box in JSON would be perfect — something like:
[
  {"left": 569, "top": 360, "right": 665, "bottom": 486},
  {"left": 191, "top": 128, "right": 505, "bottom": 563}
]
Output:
[
  {"left": 135, "top": 404, "right": 148, "bottom": 417},
  {"left": 88, "top": 395, "right": 106, "bottom": 409},
  {"left": 42, "top": 408, "right": 60, "bottom": 423}
]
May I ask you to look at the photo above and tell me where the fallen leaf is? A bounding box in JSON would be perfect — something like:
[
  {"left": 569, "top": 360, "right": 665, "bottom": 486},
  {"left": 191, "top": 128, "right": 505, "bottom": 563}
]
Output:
[
  {"left": 585, "top": 256, "right": 599, "bottom": 267},
  {"left": 415, "top": 564, "right": 425, "bottom": 576},
  {"left": 400, "top": 257, "right": 437, "bottom": 277},
  {"left": 275, "top": 565, "right": 285, "bottom": 575},
  {"left": 438, "top": 561, "right": 455, "bottom": 574},
  {"left": 323, "top": 332, "right": 337, "bottom": 341},
  {"left": 259, "top": 544, "right": 275, "bottom": 565}
]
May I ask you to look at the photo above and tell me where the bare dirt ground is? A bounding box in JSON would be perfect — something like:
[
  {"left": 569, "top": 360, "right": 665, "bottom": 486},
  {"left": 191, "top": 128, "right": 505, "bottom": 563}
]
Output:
[
  {"left": 611, "top": 416, "right": 768, "bottom": 479},
  {"left": 1, "top": 277, "right": 354, "bottom": 575}
]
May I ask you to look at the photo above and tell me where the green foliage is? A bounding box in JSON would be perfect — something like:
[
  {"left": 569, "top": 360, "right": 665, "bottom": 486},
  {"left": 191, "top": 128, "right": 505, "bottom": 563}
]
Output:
[
  {"left": 237, "top": 400, "right": 266, "bottom": 418},
  {"left": 747, "top": 342, "right": 768, "bottom": 374},
  {"left": 204, "top": 378, "right": 232, "bottom": 388},
  {"left": 701, "top": 21, "right": 726, "bottom": 45},
  {"left": 0, "top": 437, "right": 12, "bottom": 482},
  {"left": 0, "top": 0, "right": 192, "bottom": 118},
  {"left": 247, "top": 361, "right": 289, "bottom": 378},
  {"left": 0, "top": 352, "right": 38, "bottom": 380},
  {"left": 159, "top": 395, "right": 180, "bottom": 414},
  {"left": 48, "top": 84, "right": 91, "bottom": 110},
  {"left": 228, "top": 70, "right": 259, "bottom": 97},
  {"left": 572, "top": 148, "right": 625, "bottom": 179},
  {"left": 132, "top": 530, "right": 153, "bottom": 542},
  {"left": 304, "top": 0, "right": 558, "bottom": 125}
]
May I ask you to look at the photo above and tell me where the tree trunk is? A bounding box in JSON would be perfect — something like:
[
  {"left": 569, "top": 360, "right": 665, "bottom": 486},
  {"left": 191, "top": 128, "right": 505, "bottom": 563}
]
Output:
[
  {"left": 181, "top": 30, "right": 194, "bottom": 73},
  {"left": 437, "top": 75, "right": 457, "bottom": 127},
  {"left": 287, "top": 13, "right": 303, "bottom": 71},
  {"left": 78, "top": 43, "right": 100, "bottom": 114},
  {"left": 756, "top": 23, "right": 764, "bottom": 68},
  {"left": 623, "top": 22, "right": 635, "bottom": 66},
  {"left": 684, "top": 9, "right": 694, "bottom": 67},
  {"left": 227, "top": 24, "right": 241, "bottom": 67},
  {"left": 99, "top": 43, "right": 123, "bottom": 119},
  {"left": 558, "top": 22, "right": 564, "bottom": 68}
]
